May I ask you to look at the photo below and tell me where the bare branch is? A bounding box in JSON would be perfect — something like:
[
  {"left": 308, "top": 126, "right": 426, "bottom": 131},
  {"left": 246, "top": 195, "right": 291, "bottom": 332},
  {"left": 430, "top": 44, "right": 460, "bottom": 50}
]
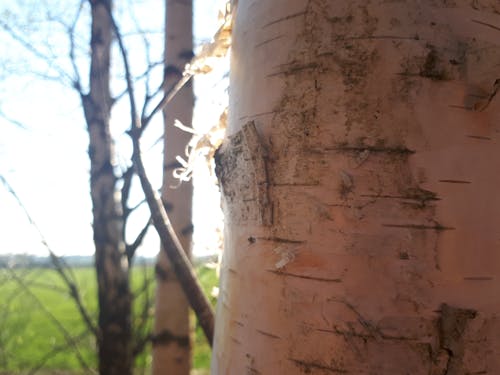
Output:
[
  {"left": 0, "top": 19, "right": 74, "bottom": 87},
  {"left": 104, "top": 4, "right": 140, "bottom": 133},
  {"left": 142, "top": 74, "right": 193, "bottom": 131},
  {"left": 126, "top": 218, "right": 151, "bottom": 261},
  {"left": 132, "top": 149, "right": 215, "bottom": 345},
  {"left": 0, "top": 109, "right": 28, "bottom": 130},
  {"left": 67, "top": 0, "right": 86, "bottom": 92},
  {"left": 120, "top": 166, "right": 135, "bottom": 220},
  {"left": 125, "top": 2, "right": 162, "bottom": 125}
]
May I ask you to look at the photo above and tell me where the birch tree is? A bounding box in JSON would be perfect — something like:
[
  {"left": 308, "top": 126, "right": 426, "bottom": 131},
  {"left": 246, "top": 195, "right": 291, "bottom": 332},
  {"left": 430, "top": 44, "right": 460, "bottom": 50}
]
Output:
[
  {"left": 83, "top": 1, "right": 133, "bottom": 373},
  {"left": 212, "top": 0, "right": 500, "bottom": 373},
  {"left": 153, "top": 0, "right": 194, "bottom": 374}
]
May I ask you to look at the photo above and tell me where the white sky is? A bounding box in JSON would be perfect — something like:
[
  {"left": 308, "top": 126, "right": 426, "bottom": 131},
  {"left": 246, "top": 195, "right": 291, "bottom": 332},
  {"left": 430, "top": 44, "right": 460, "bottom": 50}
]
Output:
[{"left": 0, "top": 0, "right": 226, "bottom": 258}]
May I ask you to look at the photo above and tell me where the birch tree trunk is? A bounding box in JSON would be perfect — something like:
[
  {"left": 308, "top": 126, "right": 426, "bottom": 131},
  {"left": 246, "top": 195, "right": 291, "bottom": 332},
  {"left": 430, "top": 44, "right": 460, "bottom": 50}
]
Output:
[
  {"left": 153, "top": 0, "right": 194, "bottom": 373},
  {"left": 82, "top": 0, "right": 132, "bottom": 373},
  {"left": 212, "top": 0, "right": 500, "bottom": 373}
]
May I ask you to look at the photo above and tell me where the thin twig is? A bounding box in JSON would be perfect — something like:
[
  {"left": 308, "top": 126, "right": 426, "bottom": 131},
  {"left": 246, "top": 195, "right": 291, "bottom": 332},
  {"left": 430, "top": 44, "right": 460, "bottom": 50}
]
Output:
[
  {"left": 0, "top": 108, "right": 28, "bottom": 130},
  {"left": 121, "top": 166, "right": 135, "bottom": 220},
  {"left": 67, "top": 0, "right": 86, "bottom": 92},
  {"left": 142, "top": 74, "right": 193, "bottom": 131},
  {"left": 125, "top": 0, "right": 158, "bottom": 123},
  {"left": 126, "top": 218, "right": 151, "bottom": 261},
  {"left": 0, "top": 19, "right": 73, "bottom": 86}
]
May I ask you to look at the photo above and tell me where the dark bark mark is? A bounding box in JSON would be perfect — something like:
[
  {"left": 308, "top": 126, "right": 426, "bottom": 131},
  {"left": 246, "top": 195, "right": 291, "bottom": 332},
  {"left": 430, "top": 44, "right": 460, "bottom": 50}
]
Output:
[
  {"left": 471, "top": 19, "right": 500, "bottom": 32},
  {"left": 316, "top": 327, "right": 372, "bottom": 340},
  {"left": 399, "top": 251, "right": 410, "bottom": 260},
  {"left": 383, "top": 223, "right": 455, "bottom": 231},
  {"left": 155, "top": 263, "right": 171, "bottom": 281},
  {"left": 361, "top": 187, "right": 439, "bottom": 207},
  {"left": 180, "top": 223, "right": 194, "bottom": 236},
  {"left": 242, "top": 122, "right": 273, "bottom": 225},
  {"left": 245, "top": 353, "right": 262, "bottom": 374},
  {"left": 420, "top": 44, "right": 448, "bottom": 81},
  {"left": 215, "top": 133, "right": 243, "bottom": 197},
  {"left": 339, "top": 170, "right": 354, "bottom": 198},
  {"left": 178, "top": 49, "right": 195, "bottom": 60},
  {"left": 215, "top": 122, "right": 273, "bottom": 225},
  {"left": 469, "top": 79, "right": 499, "bottom": 112},
  {"left": 162, "top": 199, "right": 173, "bottom": 212},
  {"left": 463, "top": 276, "right": 493, "bottom": 281},
  {"left": 164, "top": 64, "right": 183, "bottom": 79},
  {"left": 151, "top": 329, "right": 190, "bottom": 348},
  {"left": 267, "top": 61, "right": 319, "bottom": 77},
  {"left": 337, "top": 35, "right": 420, "bottom": 41},
  {"left": 254, "top": 236, "right": 305, "bottom": 244},
  {"left": 268, "top": 270, "right": 342, "bottom": 283},
  {"left": 263, "top": 11, "right": 307, "bottom": 28},
  {"left": 438, "top": 180, "right": 471, "bottom": 184},
  {"left": 438, "top": 303, "right": 477, "bottom": 375},
  {"left": 272, "top": 182, "right": 320, "bottom": 187},
  {"left": 289, "top": 358, "right": 348, "bottom": 373},
  {"left": 255, "top": 35, "right": 284, "bottom": 48},
  {"left": 324, "top": 145, "right": 415, "bottom": 155},
  {"left": 466, "top": 135, "right": 492, "bottom": 140},
  {"left": 231, "top": 336, "right": 242, "bottom": 345},
  {"left": 255, "top": 329, "right": 281, "bottom": 339},
  {"left": 246, "top": 366, "right": 262, "bottom": 375}
]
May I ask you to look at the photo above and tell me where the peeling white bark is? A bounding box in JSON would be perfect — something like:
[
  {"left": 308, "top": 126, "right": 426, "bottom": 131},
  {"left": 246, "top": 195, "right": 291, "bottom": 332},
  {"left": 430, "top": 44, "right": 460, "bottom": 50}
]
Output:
[{"left": 212, "top": 0, "right": 500, "bottom": 373}]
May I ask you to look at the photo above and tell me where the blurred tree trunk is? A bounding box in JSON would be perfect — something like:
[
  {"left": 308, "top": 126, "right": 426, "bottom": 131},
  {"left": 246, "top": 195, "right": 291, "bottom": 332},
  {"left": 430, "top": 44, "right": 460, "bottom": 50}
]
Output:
[
  {"left": 212, "top": 0, "right": 500, "bottom": 373},
  {"left": 152, "top": 1, "right": 194, "bottom": 374},
  {"left": 82, "top": 0, "right": 132, "bottom": 374}
]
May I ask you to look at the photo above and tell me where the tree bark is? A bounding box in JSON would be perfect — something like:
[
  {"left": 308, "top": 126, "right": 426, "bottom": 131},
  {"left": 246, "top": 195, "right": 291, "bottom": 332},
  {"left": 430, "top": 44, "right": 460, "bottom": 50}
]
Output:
[
  {"left": 83, "top": 0, "right": 132, "bottom": 374},
  {"left": 153, "top": 0, "right": 194, "bottom": 374},
  {"left": 212, "top": 0, "right": 500, "bottom": 373}
]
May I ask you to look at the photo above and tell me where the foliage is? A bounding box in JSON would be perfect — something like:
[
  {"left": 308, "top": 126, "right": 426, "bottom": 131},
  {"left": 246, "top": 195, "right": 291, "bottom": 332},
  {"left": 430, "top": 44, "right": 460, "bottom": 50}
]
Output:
[{"left": 0, "top": 264, "right": 218, "bottom": 373}]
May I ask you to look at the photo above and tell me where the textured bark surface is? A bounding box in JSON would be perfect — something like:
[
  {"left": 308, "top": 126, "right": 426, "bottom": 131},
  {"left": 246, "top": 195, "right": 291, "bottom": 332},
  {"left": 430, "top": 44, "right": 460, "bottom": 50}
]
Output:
[
  {"left": 153, "top": 0, "right": 194, "bottom": 374},
  {"left": 213, "top": 0, "right": 500, "bottom": 373},
  {"left": 83, "top": 1, "right": 132, "bottom": 374}
]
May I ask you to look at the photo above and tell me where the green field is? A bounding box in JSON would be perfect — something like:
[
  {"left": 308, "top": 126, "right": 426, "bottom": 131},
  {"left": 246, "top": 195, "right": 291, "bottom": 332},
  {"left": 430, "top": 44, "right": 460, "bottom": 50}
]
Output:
[{"left": 0, "top": 264, "right": 217, "bottom": 374}]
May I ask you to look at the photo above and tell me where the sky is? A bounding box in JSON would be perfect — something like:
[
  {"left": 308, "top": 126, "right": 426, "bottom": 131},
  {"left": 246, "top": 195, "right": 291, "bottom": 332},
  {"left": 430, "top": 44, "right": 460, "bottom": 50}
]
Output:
[{"left": 0, "top": 0, "right": 226, "bottom": 258}]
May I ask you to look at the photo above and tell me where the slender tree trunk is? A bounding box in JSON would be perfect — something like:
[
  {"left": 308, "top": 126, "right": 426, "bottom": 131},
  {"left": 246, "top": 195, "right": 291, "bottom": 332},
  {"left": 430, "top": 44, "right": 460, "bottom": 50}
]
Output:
[
  {"left": 153, "top": 1, "right": 194, "bottom": 374},
  {"left": 82, "top": 1, "right": 132, "bottom": 374},
  {"left": 212, "top": 1, "right": 500, "bottom": 373}
]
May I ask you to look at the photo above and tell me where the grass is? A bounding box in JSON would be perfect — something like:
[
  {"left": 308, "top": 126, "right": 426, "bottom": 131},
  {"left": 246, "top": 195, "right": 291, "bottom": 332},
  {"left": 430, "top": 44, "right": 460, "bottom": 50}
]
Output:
[{"left": 0, "top": 263, "right": 218, "bottom": 374}]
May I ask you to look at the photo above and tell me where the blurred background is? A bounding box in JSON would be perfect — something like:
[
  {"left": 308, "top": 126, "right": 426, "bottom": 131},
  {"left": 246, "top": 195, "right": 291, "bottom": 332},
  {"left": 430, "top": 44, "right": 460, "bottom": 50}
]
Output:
[{"left": 0, "top": 0, "right": 227, "bottom": 373}]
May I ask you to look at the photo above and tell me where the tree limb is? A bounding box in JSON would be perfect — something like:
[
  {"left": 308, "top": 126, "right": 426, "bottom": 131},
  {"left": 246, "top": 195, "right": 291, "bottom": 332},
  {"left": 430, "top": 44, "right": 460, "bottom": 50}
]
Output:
[{"left": 126, "top": 218, "right": 151, "bottom": 261}]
